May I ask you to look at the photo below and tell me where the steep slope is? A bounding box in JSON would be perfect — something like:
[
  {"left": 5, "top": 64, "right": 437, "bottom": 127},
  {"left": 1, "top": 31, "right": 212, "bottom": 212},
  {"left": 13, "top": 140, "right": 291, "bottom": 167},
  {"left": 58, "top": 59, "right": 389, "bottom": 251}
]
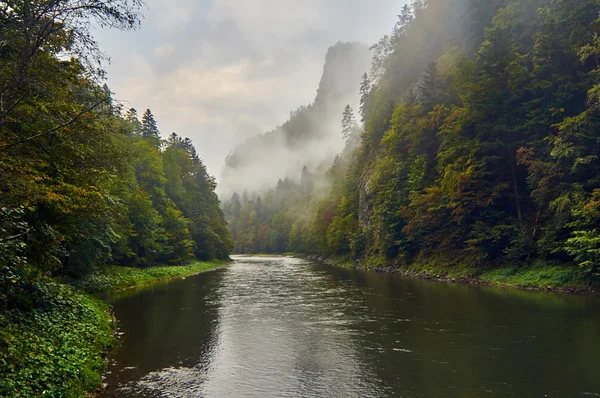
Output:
[
  {"left": 223, "top": 0, "right": 600, "bottom": 284},
  {"left": 219, "top": 42, "right": 371, "bottom": 197}
]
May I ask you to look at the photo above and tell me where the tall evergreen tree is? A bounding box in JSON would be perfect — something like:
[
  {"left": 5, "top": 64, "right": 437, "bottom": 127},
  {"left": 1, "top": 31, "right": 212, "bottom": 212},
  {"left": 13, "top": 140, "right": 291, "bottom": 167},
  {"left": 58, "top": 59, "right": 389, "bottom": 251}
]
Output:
[
  {"left": 341, "top": 105, "right": 357, "bottom": 140},
  {"left": 359, "top": 73, "right": 372, "bottom": 123},
  {"left": 417, "top": 62, "right": 438, "bottom": 109},
  {"left": 141, "top": 109, "right": 160, "bottom": 143}
]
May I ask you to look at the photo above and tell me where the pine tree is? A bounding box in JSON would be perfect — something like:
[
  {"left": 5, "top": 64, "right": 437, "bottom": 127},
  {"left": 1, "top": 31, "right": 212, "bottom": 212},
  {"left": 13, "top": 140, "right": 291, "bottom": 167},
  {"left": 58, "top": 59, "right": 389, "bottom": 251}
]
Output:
[
  {"left": 405, "top": 88, "right": 418, "bottom": 106},
  {"left": 359, "top": 73, "right": 371, "bottom": 123},
  {"left": 418, "top": 62, "right": 438, "bottom": 109},
  {"left": 341, "top": 105, "right": 356, "bottom": 140},
  {"left": 301, "top": 165, "right": 314, "bottom": 194},
  {"left": 393, "top": 4, "right": 414, "bottom": 39},
  {"left": 141, "top": 109, "right": 160, "bottom": 143}
]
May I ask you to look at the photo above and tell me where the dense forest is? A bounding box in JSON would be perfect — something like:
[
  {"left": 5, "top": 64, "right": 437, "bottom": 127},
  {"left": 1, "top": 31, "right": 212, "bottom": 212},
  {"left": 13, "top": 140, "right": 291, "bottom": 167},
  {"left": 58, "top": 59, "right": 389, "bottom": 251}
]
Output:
[
  {"left": 223, "top": 0, "right": 600, "bottom": 277},
  {"left": 0, "top": 1, "right": 231, "bottom": 310}
]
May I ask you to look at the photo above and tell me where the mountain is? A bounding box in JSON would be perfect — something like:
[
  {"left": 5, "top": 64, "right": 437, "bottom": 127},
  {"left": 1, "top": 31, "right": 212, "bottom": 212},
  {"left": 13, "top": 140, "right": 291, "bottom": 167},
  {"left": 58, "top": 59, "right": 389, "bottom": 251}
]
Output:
[
  {"left": 219, "top": 41, "right": 371, "bottom": 197},
  {"left": 222, "top": 0, "right": 600, "bottom": 283}
]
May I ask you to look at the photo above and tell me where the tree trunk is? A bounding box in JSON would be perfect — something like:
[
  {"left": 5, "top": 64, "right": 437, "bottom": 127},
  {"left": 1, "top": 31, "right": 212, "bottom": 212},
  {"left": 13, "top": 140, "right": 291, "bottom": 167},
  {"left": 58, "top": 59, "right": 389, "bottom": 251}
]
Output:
[{"left": 511, "top": 155, "right": 523, "bottom": 223}]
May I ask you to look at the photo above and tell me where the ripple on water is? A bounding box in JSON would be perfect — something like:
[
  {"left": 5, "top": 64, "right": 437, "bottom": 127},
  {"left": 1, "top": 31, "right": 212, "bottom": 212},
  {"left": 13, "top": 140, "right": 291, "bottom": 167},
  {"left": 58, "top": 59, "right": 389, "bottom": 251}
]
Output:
[{"left": 102, "top": 255, "right": 600, "bottom": 398}]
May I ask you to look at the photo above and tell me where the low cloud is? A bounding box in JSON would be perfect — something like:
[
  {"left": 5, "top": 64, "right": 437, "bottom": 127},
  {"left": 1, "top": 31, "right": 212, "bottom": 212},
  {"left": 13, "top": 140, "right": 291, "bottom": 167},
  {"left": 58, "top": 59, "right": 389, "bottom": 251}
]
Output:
[{"left": 95, "top": 0, "right": 402, "bottom": 177}]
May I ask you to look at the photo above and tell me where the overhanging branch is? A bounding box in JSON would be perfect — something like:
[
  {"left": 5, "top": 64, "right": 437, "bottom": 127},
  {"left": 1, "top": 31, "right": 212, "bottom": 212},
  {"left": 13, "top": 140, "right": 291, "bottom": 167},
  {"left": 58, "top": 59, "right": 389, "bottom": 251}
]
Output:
[{"left": 0, "top": 97, "right": 109, "bottom": 151}]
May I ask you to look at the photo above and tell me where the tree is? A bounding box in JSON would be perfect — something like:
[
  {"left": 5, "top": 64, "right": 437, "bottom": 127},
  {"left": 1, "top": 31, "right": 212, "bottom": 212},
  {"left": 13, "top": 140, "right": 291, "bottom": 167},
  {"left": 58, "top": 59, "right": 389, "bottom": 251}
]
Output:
[
  {"left": 341, "top": 105, "right": 356, "bottom": 140},
  {"left": 141, "top": 109, "right": 160, "bottom": 144},
  {"left": 359, "top": 73, "right": 372, "bottom": 122},
  {"left": 301, "top": 166, "right": 314, "bottom": 195},
  {"left": 417, "top": 62, "right": 438, "bottom": 109},
  {"left": 393, "top": 4, "right": 414, "bottom": 40},
  {"left": 125, "top": 108, "right": 142, "bottom": 135}
]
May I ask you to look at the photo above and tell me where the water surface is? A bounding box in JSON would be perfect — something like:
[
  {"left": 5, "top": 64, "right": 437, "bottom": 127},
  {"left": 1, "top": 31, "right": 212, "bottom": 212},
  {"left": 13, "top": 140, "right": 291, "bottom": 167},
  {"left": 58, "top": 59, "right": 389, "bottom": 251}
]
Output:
[{"left": 102, "top": 256, "right": 600, "bottom": 397}]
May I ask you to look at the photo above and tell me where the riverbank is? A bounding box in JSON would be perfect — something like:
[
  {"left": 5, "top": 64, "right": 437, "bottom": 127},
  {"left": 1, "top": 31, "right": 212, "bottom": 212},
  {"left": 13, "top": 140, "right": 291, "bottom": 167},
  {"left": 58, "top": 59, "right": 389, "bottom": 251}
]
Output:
[
  {"left": 0, "top": 279, "right": 115, "bottom": 397},
  {"left": 70, "top": 260, "right": 230, "bottom": 294},
  {"left": 309, "top": 255, "right": 600, "bottom": 296},
  {"left": 0, "top": 260, "right": 229, "bottom": 397}
]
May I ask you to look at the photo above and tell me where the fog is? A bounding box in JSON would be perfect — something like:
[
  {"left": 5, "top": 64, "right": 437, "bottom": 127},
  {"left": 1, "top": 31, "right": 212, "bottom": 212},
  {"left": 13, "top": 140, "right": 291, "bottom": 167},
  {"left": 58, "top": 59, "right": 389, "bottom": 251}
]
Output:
[
  {"left": 217, "top": 40, "right": 371, "bottom": 197},
  {"left": 94, "top": 0, "right": 406, "bottom": 183}
]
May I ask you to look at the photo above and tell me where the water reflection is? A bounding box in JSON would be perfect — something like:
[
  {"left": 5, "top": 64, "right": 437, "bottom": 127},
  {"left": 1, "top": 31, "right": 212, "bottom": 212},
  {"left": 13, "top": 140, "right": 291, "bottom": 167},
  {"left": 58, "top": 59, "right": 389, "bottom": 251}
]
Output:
[
  {"left": 201, "top": 257, "right": 385, "bottom": 397},
  {"left": 102, "top": 256, "right": 600, "bottom": 397},
  {"left": 101, "top": 269, "right": 223, "bottom": 397}
]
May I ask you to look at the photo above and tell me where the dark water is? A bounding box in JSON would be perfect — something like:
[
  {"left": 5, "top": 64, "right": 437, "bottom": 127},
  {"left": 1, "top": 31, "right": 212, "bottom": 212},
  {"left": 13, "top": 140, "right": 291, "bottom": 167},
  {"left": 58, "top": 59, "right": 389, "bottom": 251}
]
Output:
[{"left": 102, "top": 256, "right": 600, "bottom": 397}]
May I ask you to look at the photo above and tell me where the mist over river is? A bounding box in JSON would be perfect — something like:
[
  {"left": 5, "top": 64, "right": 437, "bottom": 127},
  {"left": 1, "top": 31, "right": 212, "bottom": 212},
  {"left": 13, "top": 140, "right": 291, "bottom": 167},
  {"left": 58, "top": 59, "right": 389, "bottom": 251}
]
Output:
[{"left": 101, "top": 256, "right": 600, "bottom": 397}]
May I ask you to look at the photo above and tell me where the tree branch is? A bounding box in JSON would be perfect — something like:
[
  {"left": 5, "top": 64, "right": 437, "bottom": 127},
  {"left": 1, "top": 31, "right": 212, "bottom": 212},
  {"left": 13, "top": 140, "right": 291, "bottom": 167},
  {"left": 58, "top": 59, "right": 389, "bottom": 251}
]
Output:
[
  {"left": 0, "top": 97, "right": 109, "bottom": 151},
  {"left": 0, "top": 229, "right": 31, "bottom": 244}
]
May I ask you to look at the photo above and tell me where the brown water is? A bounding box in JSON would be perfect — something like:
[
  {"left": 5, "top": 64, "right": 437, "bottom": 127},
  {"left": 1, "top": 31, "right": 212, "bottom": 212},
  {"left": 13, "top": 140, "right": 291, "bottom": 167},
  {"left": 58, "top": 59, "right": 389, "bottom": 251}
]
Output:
[{"left": 101, "top": 256, "right": 600, "bottom": 397}]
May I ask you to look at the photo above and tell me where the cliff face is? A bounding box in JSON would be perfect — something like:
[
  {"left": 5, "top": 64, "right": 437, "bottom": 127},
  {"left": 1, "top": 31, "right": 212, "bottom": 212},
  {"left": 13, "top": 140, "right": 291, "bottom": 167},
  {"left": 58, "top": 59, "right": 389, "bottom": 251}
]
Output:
[{"left": 219, "top": 42, "right": 371, "bottom": 198}]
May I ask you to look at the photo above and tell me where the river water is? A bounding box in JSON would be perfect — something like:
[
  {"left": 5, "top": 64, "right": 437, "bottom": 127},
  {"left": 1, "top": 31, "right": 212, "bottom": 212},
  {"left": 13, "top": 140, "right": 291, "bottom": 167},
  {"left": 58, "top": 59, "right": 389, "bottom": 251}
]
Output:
[{"left": 101, "top": 256, "right": 600, "bottom": 397}]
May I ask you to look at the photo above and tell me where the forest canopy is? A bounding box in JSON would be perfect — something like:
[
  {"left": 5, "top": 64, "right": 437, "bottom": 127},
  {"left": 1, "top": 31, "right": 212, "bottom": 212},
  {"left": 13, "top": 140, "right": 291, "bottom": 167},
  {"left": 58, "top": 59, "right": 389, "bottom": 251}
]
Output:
[
  {"left": 223, "top": 0, "right": 600, "bottom": 277},
  {"left": 0, "top": 0, "right": 232, "bottom": 312}
]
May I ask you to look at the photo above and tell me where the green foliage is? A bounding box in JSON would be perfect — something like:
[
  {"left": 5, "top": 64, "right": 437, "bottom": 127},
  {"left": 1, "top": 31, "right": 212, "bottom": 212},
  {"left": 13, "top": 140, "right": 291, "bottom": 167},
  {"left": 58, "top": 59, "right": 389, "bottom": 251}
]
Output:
[
  {"left": 0, "top": 279, "right": 115, "bottom": 398},
  {"left": 224, "top": 0, "right": 600, "bottom": 283},
  {"left": 480, "top": 263, "right": 593, "bottom": 289},
  {"left": 565, "top": 190, "right": 600, "bottom": 275},
  {"left": 0, "top": 2, "right": 233, "bottom": 395},
  {"left": 141, "top": 109, "right": 160, "bottom": 146}
]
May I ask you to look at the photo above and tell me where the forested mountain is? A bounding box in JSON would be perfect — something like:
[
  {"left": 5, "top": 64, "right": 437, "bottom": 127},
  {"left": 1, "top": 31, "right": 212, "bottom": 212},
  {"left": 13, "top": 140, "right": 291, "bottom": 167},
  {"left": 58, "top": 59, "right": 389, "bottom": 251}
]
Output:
[
  {"left": 219, "top": 42, "right": 371, "bottom": 197},
  {"left": 0, "top": 0, "right": 232, "bottom": 309},
  {"left": 223, "top": 0, "right": 600, "bottom": 277}
]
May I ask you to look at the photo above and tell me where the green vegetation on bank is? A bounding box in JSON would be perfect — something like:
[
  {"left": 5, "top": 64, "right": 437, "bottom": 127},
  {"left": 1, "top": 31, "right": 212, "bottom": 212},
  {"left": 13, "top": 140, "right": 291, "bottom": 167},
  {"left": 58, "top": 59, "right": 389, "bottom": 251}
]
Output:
[
  {"left": 71, "top": 260, "right": 229, "bottom": 294},
  {"left": 232, "top": 253, "right": 300, "bottom": 258},
  {"left": 1, "top": 260, "right": 226, "bottom": 398},
  {"left": 404, "top": 260, "right": 595, "bottom": 291},
  {"left": 309, "top": 254, "right": 597, "bottom": 292},
  {"left": 479, "top": 265, "right": 596, "bottom": 290},
  {"left": 0, "top": 2, "right": 233, "bottom": 396},
  {"left": 223, "top": 0, "right": 600, "bottom": 284},
  {"left": 0, "top": 280, "right": 114, "bottom": 398}
]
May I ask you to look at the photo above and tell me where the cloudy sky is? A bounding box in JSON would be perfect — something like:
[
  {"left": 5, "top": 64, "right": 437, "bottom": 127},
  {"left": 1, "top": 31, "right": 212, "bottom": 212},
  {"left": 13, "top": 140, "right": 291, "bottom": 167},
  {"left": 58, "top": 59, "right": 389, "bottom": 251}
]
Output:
[{"left": 95, "top": 0, "right": 403, "bottom": 178}]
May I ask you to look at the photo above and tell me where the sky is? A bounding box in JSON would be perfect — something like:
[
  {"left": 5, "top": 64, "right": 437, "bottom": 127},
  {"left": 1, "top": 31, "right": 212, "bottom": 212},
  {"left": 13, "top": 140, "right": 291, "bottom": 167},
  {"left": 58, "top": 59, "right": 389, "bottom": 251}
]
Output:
[{"left": 95, "top": 0, "right": 403, "bottom": 178}]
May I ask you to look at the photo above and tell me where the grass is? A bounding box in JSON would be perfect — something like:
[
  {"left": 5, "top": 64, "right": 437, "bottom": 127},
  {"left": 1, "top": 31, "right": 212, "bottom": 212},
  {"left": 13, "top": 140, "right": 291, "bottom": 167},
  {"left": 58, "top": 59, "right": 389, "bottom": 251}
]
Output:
[
  {"left": 479, "top": 264, "right": 593, "bottom": 289},
  {"left": 0, "top": 280, "right": 115, "bottom": 398},
  {"left": 319, "top": 253, "right": 598, "bottom": 292},
  {"left": 404, "top": 256, "right": 597, "bottom": 290},
  {"left": 70, "top": 260, "right": 230, "bottom": 294}
]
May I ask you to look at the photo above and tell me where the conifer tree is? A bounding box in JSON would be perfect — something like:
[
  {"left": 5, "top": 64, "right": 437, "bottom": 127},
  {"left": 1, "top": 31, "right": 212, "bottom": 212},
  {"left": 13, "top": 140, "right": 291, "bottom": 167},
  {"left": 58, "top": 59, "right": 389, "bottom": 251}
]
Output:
[
  {"left": 141, "top": 109, "right": 160, "bottom": 143},
  {"left": 418, "top": 62, "right": 438, "bottom": 109},
  {"left": 359, "top": 73, "right": 371, "bottom": 123},
  {"left": 341, "top": 105, "right": 356, "bottom": 140}
]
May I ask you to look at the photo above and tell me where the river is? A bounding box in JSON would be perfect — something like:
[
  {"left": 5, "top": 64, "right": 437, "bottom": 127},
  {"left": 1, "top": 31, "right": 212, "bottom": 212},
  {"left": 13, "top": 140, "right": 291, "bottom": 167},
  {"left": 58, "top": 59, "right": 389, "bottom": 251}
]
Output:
[{"left": 101, "top": 256, "right": 600, "bottom": 397}]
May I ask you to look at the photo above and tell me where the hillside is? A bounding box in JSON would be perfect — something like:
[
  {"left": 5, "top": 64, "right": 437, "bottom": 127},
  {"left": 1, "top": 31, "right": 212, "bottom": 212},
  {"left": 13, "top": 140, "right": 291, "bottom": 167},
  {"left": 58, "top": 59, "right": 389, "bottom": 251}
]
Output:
[
  {"left": 222, "top": 0, "right": 600, "bottom": 282},
  {"left": 219, "top": 42, "right": 371, "bottom": 197}
]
